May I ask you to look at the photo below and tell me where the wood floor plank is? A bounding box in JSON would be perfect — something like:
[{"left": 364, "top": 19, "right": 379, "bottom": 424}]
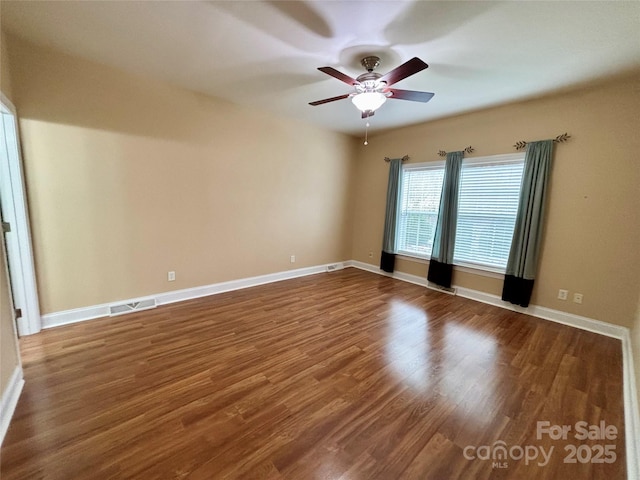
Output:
[{"left": 0, "top": 268, "right": 626, "bottom": 479}]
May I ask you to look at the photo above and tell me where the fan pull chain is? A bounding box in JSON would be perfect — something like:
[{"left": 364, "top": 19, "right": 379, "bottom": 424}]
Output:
[{"left": 364, "top": 122, "right": 370, "bottom": 146}]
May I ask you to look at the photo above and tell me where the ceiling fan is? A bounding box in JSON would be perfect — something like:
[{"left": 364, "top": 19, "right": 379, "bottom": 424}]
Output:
[{"left": 309, "top": 56, "right": 434, "bottom": 119}]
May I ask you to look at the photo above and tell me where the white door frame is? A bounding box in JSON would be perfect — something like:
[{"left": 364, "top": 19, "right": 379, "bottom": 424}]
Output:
[{"left": 0, "top": 92, "right": 41, "bottom": 335}]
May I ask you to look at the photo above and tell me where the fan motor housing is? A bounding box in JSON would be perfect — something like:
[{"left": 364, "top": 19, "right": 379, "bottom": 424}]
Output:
[{"left": 356, "top": 72, "right": 382, "bottom": 83}]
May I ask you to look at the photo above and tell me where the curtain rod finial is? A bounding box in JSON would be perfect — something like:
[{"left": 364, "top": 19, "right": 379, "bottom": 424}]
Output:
[{"left": 514, "top": 133, "right": 571, "bottom": 150}]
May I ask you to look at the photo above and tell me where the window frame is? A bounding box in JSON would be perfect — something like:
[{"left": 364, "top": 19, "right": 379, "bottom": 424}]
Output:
[
  {"left": 395, "top": 160, "right": 445, "bottom": 259},
  {"left": 395, "top": 153, "right": 525, "bottom": 275}
]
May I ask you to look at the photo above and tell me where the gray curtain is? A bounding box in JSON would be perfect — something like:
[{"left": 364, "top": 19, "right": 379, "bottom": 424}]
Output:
[
  {"left": 502, "top": 140, "right": 554, "bottom": 307},
  {"left": 427, "top": 151, "right": 463, "bottom": 288},
  {"left": 380, "top": 158, "right": 403, "bottom": 272}
]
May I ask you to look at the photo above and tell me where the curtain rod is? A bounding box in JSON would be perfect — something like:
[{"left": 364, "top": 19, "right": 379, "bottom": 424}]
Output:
[
  {"left": 384, "top": 155, "right": 409, "bottom": 163},
  {"left": 514, "top": 133, "right": 570, "bottom": 150},
  {"left": 438, "top": 146, "right": 474, "bottom": 157}
]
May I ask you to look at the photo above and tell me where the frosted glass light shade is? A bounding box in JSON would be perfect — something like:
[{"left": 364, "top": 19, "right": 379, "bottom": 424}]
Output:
[{"left": 351, "top": 92, "right": 387, "bottom": 112}]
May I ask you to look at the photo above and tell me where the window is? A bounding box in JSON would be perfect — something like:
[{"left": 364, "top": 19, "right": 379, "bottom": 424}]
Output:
[
  {"left": 396, "top": 154, "right": 524, "bottom": 271},
  {"left": 397, "top": 164, "right": 444, "bottom": 257},
  {"left": 454, "top": 156, "right": 524, "bottom": 270}
]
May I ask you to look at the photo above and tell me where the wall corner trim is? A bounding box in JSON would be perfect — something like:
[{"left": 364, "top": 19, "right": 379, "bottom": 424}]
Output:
[{"left": 0, "top": 365, "right": 24, "bottom": 447}]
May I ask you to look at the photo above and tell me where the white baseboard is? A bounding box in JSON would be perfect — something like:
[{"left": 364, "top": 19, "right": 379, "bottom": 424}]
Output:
[
  {"left": 349, "top": 260, "right": 628, "bottom": 338},
  {"left": 454, "top": 286, "right": 628, "bottom": 339},
  {"left": 0, "top": 366, "right": 24, "bottom": 447},
  {"left": 155, "top": 263, "right": 335, "bottom": 306},
  {"left": 42, "top": 302, "right": 115, "bottom": 328},
  {"left": 349, "top": 260, "right": 639, "bottom": 478},
  {"left": 622, "top": 331, "right": 640, "bottom": 480},
  {"left": 42, "top": 263, "right": 344, "bottom": 329}
]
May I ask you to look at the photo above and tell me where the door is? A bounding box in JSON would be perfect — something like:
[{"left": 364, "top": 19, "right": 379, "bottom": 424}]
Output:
[{"left": 0, "top": 94, "right": 41, "bottom": 335}]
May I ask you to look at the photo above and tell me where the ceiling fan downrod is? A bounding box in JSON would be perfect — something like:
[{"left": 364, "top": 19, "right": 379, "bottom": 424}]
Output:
[{"left": 360, "top": 56, "right": 381, "bottom": 73}]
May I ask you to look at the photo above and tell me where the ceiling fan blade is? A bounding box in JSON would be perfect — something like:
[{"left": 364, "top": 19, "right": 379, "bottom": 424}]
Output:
[
  {"left": 361, "top": 110, "right": 375, "bottom": 119},
  {"left": 318, "top": 67, "right": 359, "bottom": 86},
  {"left": 387, "top": 89, "right": 435, "bottom": 103},
  {"left": 309, "top": 94, "right": 350, "bottom": 106},
  {"left": 379, "top": 57, "right": 429, "bottom": 86}
]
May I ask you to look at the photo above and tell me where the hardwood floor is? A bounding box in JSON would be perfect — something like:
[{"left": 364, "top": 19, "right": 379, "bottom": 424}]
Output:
[{"left": 0, "top": 268, "right": 625, "bottom": 479}]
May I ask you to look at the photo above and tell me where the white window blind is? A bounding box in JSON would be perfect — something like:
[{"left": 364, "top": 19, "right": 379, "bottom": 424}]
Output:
[
  {"left": 453, "top": 157, "right": 525, "bottom": 270},
  {"left": 397, "top": 165, "right": 444, "bottom": 257}
]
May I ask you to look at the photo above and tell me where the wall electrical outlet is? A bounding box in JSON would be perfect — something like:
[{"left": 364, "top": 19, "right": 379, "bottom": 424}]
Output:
[
  {"left": 557, "top": 289, "right": 568, "bottom": 301},
  {"left": 368, "top": 251, "right": 373, "bottom": 258},
  {"left": 168, "top": 271, "right": 176, "bottom": 281},
  {"left": 290, "top": 255, "right": 296, "bottom": 263},
  {"left": 573, "top": 293, "right": 583, "bottom": 304}
]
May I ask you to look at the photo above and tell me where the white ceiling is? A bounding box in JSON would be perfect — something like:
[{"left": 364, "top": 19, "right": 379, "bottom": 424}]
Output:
[{"left": 2, "top": 1, "right": 640, "bottom": 136}]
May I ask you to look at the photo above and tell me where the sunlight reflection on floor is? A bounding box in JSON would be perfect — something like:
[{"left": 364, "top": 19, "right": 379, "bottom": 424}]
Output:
[
  {"left": 440, "top": 322, "right": 499, "bottom": 425},
  {"left": 385, "top": 300, "right": 499, "bottom": 424},
  {"left": 385, "top": 300, "right": 430, "bottom": 393}
]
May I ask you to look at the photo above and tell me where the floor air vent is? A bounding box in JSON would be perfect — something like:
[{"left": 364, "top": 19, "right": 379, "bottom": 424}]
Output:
[
  {"left": 326, "top": 263, "right": 345, "bottom": 272},
  {"left": 109, "top": 298, "right": 157, "bottom": 316},
  {"left": 427, "top": 283, "right": 457, "bottom": 295}
]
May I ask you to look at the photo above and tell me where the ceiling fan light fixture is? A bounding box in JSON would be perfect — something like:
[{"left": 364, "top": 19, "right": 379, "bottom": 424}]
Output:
[{"left": 351, "top": 92, "right": 387, "bottom": 113}]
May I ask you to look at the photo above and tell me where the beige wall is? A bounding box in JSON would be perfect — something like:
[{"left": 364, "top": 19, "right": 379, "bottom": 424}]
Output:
[
  {"left": 0, "top": 30, "right": 20, "bottom": 398},
  {"left": 0, "top": 234, "right": 19, "bottom": 395},
  {"left": 351, "top": 73, "right": 640, "bottom": 329},
  {"left": 7, "top": 36, "right": 356, "bottom": 314},
  {"left": 1, "top": 31, "right": 13, "bottom": 102}
]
